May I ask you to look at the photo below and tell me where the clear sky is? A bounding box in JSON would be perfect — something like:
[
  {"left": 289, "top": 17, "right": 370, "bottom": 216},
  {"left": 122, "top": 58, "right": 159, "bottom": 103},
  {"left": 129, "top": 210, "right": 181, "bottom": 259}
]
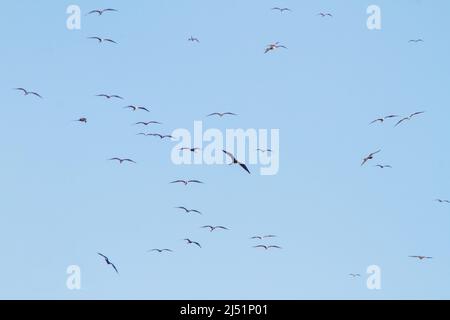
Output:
[{"left": 1, "top": 0, "right": 450, "bottom": 300}]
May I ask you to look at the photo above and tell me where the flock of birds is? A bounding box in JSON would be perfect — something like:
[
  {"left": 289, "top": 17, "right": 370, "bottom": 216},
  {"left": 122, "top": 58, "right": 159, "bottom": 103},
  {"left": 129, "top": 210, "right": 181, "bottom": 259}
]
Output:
[{"left": 12, "top": 4, "right": 446, "bottom": 283}]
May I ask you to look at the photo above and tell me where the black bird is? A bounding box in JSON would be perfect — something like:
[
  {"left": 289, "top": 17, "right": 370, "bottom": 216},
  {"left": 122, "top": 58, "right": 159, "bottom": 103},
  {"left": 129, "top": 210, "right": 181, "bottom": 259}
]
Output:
[
  {"left": 375, "top": 164, "right": 392, "bottom": 169},
  {"left": 272, "top": 7, "right": 291, "bottom": 13},
  {"left": 88, "top": 37, "right": 117, "bottom": 44},
  {"left": 171, "top": 180, "right": 204, "bottom": 186},
  {"left": 88, "top": 8, "right": 118, "bottom": 16},
  {"left": 207, "top": 112, "right": 237, "bottom": 118},
  {"left": 201, "top": 225, "right": 230, "bottom": 232},
  {"left": 96, "top": 94, "right": 123, "bottom": 100},
  {"left": 253, "top": 245, "right": 282, "bottom": 250},
  {"left": 180, "top": 147, "right": 201, "bottom": 153},
  {"left": 184, "top": 239, "right": 202, "bottom": 248},
  {"left": 74, "top": 117, "right": 87, "bottom": 124},
  {"left": 251, "top": 235, "right": 276, "bottom": 240},
  {"left": 395, "top": 111, "right": 425, "bottom": 127},
  {"left": 256, "top": 148, "right": 272, "bottom": 153},
  {"left": 361, "top": 150, "right": 381, "bottom": 166},
  {"left": 349, "top": 274, "right": 361, "bottom": 278},
  {"left": 144, "top": 133, "right": 174, "bottom": 140},
  {"left": 409, "top": 255, "right": 432, "bottom": 260},
  {"left": 14, "top": 88, "right": 42, "bottom": 98},
  {"left": 435, "top": 199, "right": 450, "bottom": 204},
  {"left": 175, "top": 207, "right": 202, "bottom": 215},
  {"left": 370, "top": 115, "right": 399, "bottom": 124},
  {"left": 409, "top": 39, "right": 424, "bottom": 43},
  {"left": 124, "top": 105, "right": 150, "bottom": 112},
  {"left": 318, "top": 12, "right": 333, "bottom": 17},
  {"left": 223, "top": 150, "right": 251, "bottom": 174},
  {"left": 264, "top": 42, "right": 287, "bottom": 54},
  {"left": 135, "top": 121, "right": 161, "bottom": 126},
  {"left": 109, "top": 158, "right": 136, "bottom": 164},
  {"left": 188, "top": 36, "right": 200, "bottom": 43},
  {"left": 97, "top": 253, "right": 119, "bottom": 273},
  {"left": 147, "top": 249, "right": 173, "bottom": 253}
]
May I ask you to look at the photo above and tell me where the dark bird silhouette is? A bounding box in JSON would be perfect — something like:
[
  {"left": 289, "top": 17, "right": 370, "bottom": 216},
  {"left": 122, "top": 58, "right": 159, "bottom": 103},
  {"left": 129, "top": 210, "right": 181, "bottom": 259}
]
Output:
[
  {"left": 318, "top": 12, "right": 333, "bottom": 17},
  {"left": 124, "top": 105, "right": 150, "bottom": 112},
  {"left": 435, "top": 199, "right": 450, "bottom": 204},
  {"left": 88, "top": 8, "right": 118, "bottom": 16},
  {"left": 143, "top": 133, "right": 174, "bottom": 140},
  {"left": 180, "top": 147, "right": 201, "bottom": 153},
  {"left": 14, "top": 88, "right": 42, "bottom": 98},
  {"left": 370, "top": 115, "right": 399, "bottom": 124},
  {"left": 175, "top": 207, "right": 202, "bottom": 215},
  {"left": 207, "top": 112, "right": 237, "bottom": 118},
  {"left": 74, "top": 117, "right": 87, "bottom": 124},
  {"left": 97, "top": 253, "right": 119, "bottom": 273},
  {"left": 223, "top": 150, "right": 251, "bottom": 174},
  {"left": 184, "top": 239, "right": 202, "bottom": 248},
  {"left": 361, "top": 150, "right": 381, "bottom": 166},
  {"left": 135, "top": 121, "right": 161, "bottom": 126},
  {"left": 88, "top": 37, "right": 117, "bottom": 44},
  {"left": 272, "top": 7, "right": 291, "bottom": 13},
  {"left": 201, "top": 225, "right": 230, "bottom": 232},
  {"left": 375, "top": 164, "right": 392, "bottom": 169},
  {"left": 109, "top": 158, "right": 136, "bottom": 164},
  {"left": 251, "top": 235, "right": 276, "bottom": 240},
  {"left": 147, "top": 249, "right": 173, "bottom": 253},
  {"left": 253, "top": 245, "right": 282, "bottom": 250},
  {"left": 264, "top": 42, "right": 287, "bottom": 54},
  {"left": 256, "top": 148, "right": 272, "bottom": 153},
  {"left": 409, "top": 256, "right": 432, "bottom": 260},
  {"left": 188, "top": 36, "right": 200, "bottom": 43},
  {"left": 96, "top": 94, "right": 123, "bottom": 100},
  {"left": 409, "top": 39, "right": 424, "bottom": 43},
  {"left": 171, "top": 180, "right": 204, "bottom": 186},
  {"left": 349, "top": 274, "right": 361, "bottom": 278},
  {"left": 395, "top": 111, "right": 425, "bottom": 127}
]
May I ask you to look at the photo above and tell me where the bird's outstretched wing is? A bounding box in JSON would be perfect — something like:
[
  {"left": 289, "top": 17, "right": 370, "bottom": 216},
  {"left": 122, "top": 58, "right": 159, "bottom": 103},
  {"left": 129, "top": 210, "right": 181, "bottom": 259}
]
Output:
[{"left": 239, "top": 163, "right": 251, "bottom": 174}]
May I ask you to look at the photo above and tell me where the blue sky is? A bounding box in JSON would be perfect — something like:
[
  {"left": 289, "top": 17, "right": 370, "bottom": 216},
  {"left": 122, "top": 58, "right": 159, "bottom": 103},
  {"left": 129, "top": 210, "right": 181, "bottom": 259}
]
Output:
[{"left": 1, "top": 0, "right": 450, "bottom": 299}]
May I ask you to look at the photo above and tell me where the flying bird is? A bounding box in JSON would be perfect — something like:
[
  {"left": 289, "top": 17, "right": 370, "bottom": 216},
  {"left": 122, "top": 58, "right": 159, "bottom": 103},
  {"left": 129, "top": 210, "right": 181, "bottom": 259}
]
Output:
[
  {"left": 409, "top": 39, "right": 424, "bottom": 43},
  {"left": 207, "top": 112, "right": 237, "bottom": 118},
  {"left": 272, "top": 7, "right": 291, "bottom": 13},
  {"left": 175, "top": 207, "right": 202, "bottom": 215},
  {"left": 171, "top": 180, "right": 204, "bottom": 186},
  {"left": 184, "top": 239, "right": 202, "bottom": 248},
  {"left": 264, "top": 42, "right": 287, "bottom": 54},
  {"left": 74, "top": 117, "right": 87, "bottom": 124},
  {"left": 88, "top": 37, "right": 117, "bottom": 44},
  {"left": 251, "top": 235, "right": 276, "bottom": 240},
  {"left": 349, "top": 274, "right": 361, "bottom": 278},
  {"left": 435, "top": 199, "right": 450, "bottom": 204},
  {"left": 88, "top": 8, "right": 118, "bottom": 16},
  {"left": 375, "top": 164, "right": 392, "bottom": 169},
  {"left": 201, "top": 225, "right": 230, "bottom": 232},
  {"left": 223, "top": 150, "right": 251, "bottom": 174},
  {"left": 361, "top": 150, "right": 381, "bottom": 166},
  {"left": 318, "top": 13, "right": 333, "bottom": 17},
  {"left": 409, "top": 256, "right": 432, "bottom": 260},
  {"left": 188, "top": 36, "right": 200, "bottom": 43},
  {"left": 96, "top": 94, "right": 123, "bottom": 100},
  {"left": 97, "top": 253, "right": 119, "bottom": 274},
  {"left": 109, "top": 158, "right": 136, "bottom": 164},
  {"left": 180, "top": 147, "right": 201, "bottom": 153},
  {"left": 370, "top": 115, "right": 399, "bottom": 124},
  {"left": 147, "top": 249, "right": 173, "bottom": 253},
  {"left": 135, "top": 121, "right": 161, "bottom": 126},
  {"left": 253, "top": 245, "right": 282, "bottom": 250},
  {"left": 144, "top": 133, "right": 174, "bottom": 140},
  {"left": 124, "top": 105, "right": 150, "bottom": 112},
  {"left": 256, "top": 148, "right": 272, "bottom": 153},
  {"left": 14, "top": 88, "right": 42, "bottom": 98}
]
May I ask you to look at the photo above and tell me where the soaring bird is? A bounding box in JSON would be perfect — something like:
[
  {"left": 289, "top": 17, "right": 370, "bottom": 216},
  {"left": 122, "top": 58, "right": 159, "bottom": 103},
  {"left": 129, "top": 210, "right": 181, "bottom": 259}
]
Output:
[
  {"left": 14, "top": 88, "right": 42, "bottom": 98},
  {"left": 361, "top": 150, "right": 381, "bottom": 166},
  {"left": 88, "top": 37, "right": 117, "bottom": 44},
  {"left": 135, "top": 121, "right": 161, "bottom": 126},
  {"left": 251, "top": 235, "right": 276, "bottom": 240},
  {"left": 175, "top": 207, "right": 202, "bottom": 215},
  {"left": 264, "top": 42, "right": 287, "bottom": 54},
  {"left": 395, "top": 111, "right": 425, "bottom": 127},
  {"left": 74, "top": 117, "right": 87, "bottom": 124},
  {"left": 253, "top": 245, "right": 282, "bottom": 250},
  {"left": 318, "top": 13, "right": 333, "bottom": 17},
  {"left": 188, "top": 36, "right": 200, "bottom": 43},
  {"left": 256, "top": 148, "right": 272, "bottom": 153},
  {"left": 349, "top": 274, "right": 361, "bottom": 278},
  {"left": 409, "top": 39, "right": 424, "bottom": 43},
  {"left": 272, "top": 7, "right": 291, "bottom": 13},
  {"left": 96, "top": 94, "right": 123, "bottom": 100},
  {"left": 124, "top": 105, "right": 150, "bottom": 112},
  {"left": 435, "top": 199, "right": 450, "bottom": 204},
  {"left": 184, "top": 239, "right": 202, "bottom": 248},
  {"left": 88, "top": 8, "right": 118, "bottom": 16},
  {"left": 207, "top": 112, "right": 237, "bottom": 118},
  {"left": 109, "top": 158, "right": 136, "bottom": 164},
  {"left": 370, "top": 115, "right": 399, "bottom": 124},
  {"left": 144, "top": 133, "right": 174, "bottom": 140},
  {"left": 97, "top": 253, "right": 119, "bottom": 274},
  {"left": 409, "top": 256, "right": 432, "bottom": 260},
  {"left": 147, "top": 249, "right": 173, "bottom": 253},
  {"left": 201, "top": 225, "right": 230, "bottom": 232},
  {"left": 375, "top": 164, "right": 392, "bottom": 169},
  {"left": 223, "top": 150, "right": 251, "bottom": 174},
  {"left": 180, "top": 147, "right": 201, "bottom": 153},
  {"left": 171, "top": 180, "right": 204, "bottom": 186}
]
